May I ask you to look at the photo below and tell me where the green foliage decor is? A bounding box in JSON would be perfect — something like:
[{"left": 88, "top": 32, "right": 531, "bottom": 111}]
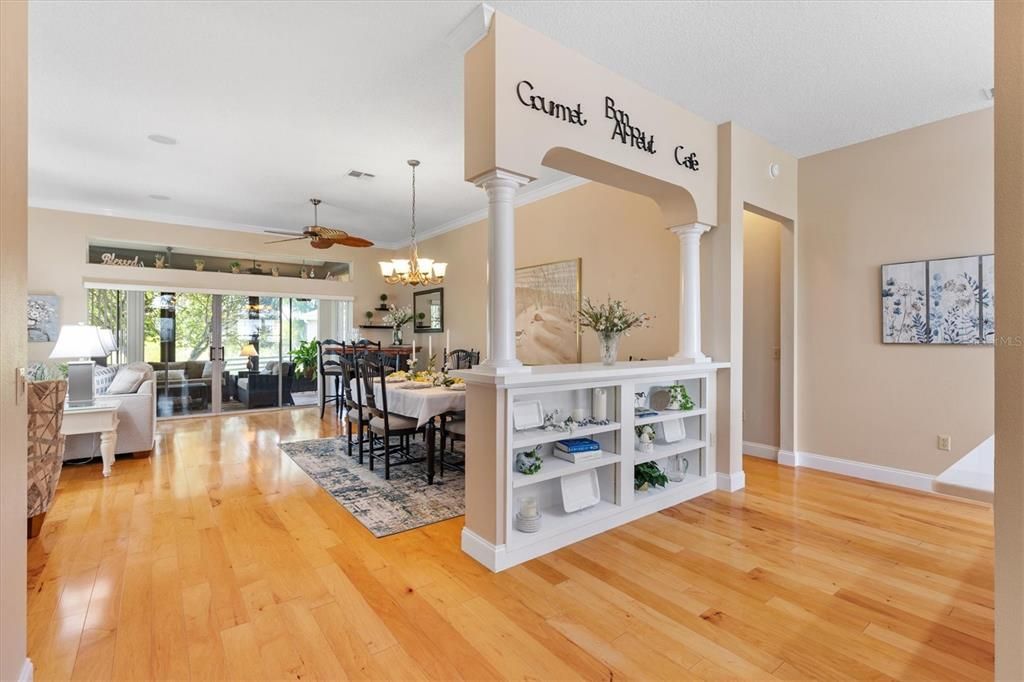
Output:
[
  {"left": 634, "top": 462, "right": 669, "bottom": 490},
  {"left": 577, "top": 297, "right": 651, "bottom": 336},
  {"left": 292, "top": 338, "right": 319, "bottom": 379},
  {"left": 668, "top": 384, "right": 695, "bottom": 411}
]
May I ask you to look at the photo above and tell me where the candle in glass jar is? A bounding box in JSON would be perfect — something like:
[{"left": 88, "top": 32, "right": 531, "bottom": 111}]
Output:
[
  {"left": 592, "top": 387, "right": 607, "bottom": 421},
  {"left": 520, "top": 496, "right": 538, "bottom": 519}
]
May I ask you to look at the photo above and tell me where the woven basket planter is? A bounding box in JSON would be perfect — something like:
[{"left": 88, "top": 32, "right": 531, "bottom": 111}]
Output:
[{"left": 27, "top": 379, "right": 67, "bottom": 520}]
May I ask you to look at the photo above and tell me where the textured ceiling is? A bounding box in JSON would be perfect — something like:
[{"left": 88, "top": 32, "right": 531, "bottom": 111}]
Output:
[{"left": 28, "top": 1, "right": 993, "bottom": 243}]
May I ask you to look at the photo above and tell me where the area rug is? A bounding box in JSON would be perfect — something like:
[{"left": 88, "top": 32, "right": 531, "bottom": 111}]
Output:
[{"left": 279, "top": 438, "right": 464, "bottom": 537}]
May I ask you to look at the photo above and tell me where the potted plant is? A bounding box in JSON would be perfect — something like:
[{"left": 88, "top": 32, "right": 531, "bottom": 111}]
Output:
[
  {"left": 667, "top": 384, "right": 695, "bottom": 411},
  {"left": 515, "top": 448, "right": 543, "bottom": 475},
  {"left": 292, "top": 339, "right": 319, "bottom": 379},
  {"left": 634, "top": 461, "right": 669, "bottom": 492},
  {"left": 382, "top": 304, "right": 413, "bottom": 346},
  {"left": 577, "top": 296, "right": 651, "bottom": 366},
  {"left": 364, "top": 310, "right": 374, "bottom": 323},
  {"left": 229, "top": 261, "right": 241, "bottom": 274},
  {"left": 194, "top": 259, "right": 205, "bottom": 272},
  {"left": 378, "top": 293, "right": 389, "bottom": 310}
]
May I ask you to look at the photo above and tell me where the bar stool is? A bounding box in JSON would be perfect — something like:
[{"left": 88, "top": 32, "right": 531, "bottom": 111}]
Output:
[{"left": 318, "top": 339, "right": 345, "bottom": 420}]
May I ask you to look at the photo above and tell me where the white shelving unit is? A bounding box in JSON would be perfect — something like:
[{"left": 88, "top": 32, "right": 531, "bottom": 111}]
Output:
[{"left": 455, "top": 360, "right": 728, "bottom": 571}]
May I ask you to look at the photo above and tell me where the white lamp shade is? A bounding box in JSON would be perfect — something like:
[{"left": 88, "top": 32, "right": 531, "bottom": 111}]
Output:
[
  {"left": 98, "top": 328, "right": 118, "bottom": 354},
  {"left": 432, "top": 262, "right": 448, "bottom": 277},
  {"left": 416, "top": 257, "right": 434, "bottom": 273},
  {"left": 49, "top": 324, "right": 108, "bottom": 359},
  {"left": 392, "top": 259, "right": 411, "bottom": 275},
  {"left": 378, "top": 261, "right": 395, "bottom": 276}
]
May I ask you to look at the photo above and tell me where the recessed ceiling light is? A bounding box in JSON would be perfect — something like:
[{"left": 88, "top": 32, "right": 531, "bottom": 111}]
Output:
[
  {"left": 147, "top": 133, "right": 177, "bottom": 145},
  {"left": 148, "top": 194, "right": 171, "bottom": 200}
]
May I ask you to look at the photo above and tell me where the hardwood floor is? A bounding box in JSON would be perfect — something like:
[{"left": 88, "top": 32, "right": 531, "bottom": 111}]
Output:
[{"left": 28, "top": 408, "right": 994, "bottom": 680}]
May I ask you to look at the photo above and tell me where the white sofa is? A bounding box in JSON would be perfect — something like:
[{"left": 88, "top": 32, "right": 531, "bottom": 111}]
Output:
[{"left": 63, "top": 362, "right": 157, "bottom": 461}]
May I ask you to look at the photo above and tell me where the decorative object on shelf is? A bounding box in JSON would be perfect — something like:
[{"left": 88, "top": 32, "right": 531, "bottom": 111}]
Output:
[
  {"left": 578, "top": 297, "right": 651, "bottom": 366},
  {"left": 881, "top": 254, "right": 995, "bottom": 344},
  {"left": 553, "top": 438, "right": 601, "bottom": 463},
  {"left": 592, "top": 387, "right": 608, "bottom": 421},
  {"left": 634, "top": 461, "right": 669, "bottom": 491},
  {"left": 382, "top": 304, "right": 413, "bottom": 346},
  {"left": 515, "top": 496, "right": 542, "bottom": 533},
  {"left": 48, "top": 324, "right": 108, "bottom": 407},
  {"left": 27, "top": 295, "right": 59, "bottom": 343},
  {"left": 99, "top": 252, "right": 144, "bottom": 268},
  {"left": 194, "top": 259, "right": 205, "bottom": 272},
  {"left": 324, "top": 272, "right": 336, "bottom": 281},
  {"left": 153, "top": 254, "right": 167, "bottom": 269},
  {"left": 513, "top": 400, "right": 545, "bottom": 431},
  {"left": 666, "top": 455, "right": 689, "bottom": 483},
  {"left": 380, "top": 293, "right": 388, "bottom": 305},
  {"left": 229, "top": 261, "right": 241, "bottom": 274},
  {"left": 635, "top": 424, "right": 656, "bottom": 454},
  {"left": 271, "top": 266, "right": 280, "bottom": 277},
  {"left": 634, "top": 391, "right": 648, "bottom": 411},
  {"left": 300, "top": 267, "right": 309, "bottom": 279},
  {"left": 515, "top": 258, "right": 581, "bottom": 364},
  {"left": 364, "top": 310, "right": 374, "bottom": 322},
  {"left": 667, "top": 384, "right": 695, "bottom": 411},
  {"left": 309, "top": 267, "right": 317, "bottom": 279},
  {"left": 379, "top": 160, "right": 448, "bottom": 286},
  {"left": 657, "top": 418, "right": 685, "bottom": 443},
  {"left": 561, "top": 469, "right": 601, "bottom": 512},
  {"left": 263, "top": 197, "right": 375, "bottom": 249},
  {"left": 514, "top": 448, "right": 543, "bottom": 475}
]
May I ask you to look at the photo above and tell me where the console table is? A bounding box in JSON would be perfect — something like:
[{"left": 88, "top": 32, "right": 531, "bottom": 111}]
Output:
[{"left": 61, "top": 399, "right": 120, "bottom": 477}]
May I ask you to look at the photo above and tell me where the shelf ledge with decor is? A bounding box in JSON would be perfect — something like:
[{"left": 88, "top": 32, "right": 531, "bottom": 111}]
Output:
[{"left": 453, "top": 360, "right": 728, "bottom": 571}]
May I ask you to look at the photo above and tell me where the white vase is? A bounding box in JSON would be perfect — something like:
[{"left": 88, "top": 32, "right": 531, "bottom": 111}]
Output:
[{"left": 599, "top": 333, "right": 620, "bottom": 366}]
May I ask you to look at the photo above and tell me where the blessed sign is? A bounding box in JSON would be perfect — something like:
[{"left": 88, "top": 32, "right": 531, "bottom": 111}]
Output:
[
  {"left": 100, "top": 252, "right": 145, "bottom": 268},
  {"left": 514, "top": 80, "right": 701, "bottom": 172}
]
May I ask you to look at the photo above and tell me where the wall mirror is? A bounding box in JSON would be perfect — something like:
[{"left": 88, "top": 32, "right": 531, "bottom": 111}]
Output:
[{"left": 413, "top": 287, "right": 444, "bottom": 333}]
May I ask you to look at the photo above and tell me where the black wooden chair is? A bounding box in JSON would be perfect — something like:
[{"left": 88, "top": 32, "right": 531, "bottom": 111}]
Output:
[
  {"left": 438, "top": 413, "right": 466, "bottom": 479},
  {"left": 444, "top": 348, "right": 479, "bottom": 371},
  {"left": 358, "top": 356, "right": 423, "bottom": 479},
  {"left": 339, "top": 357, "right": 368, "bottom": 462},
  {"left": 318, "top": 339, "right": 346, "bottom": 420}
]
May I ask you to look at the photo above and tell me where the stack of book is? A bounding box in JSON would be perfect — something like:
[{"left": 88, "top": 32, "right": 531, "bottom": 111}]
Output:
[{"left": 553, "top": 438, "right": 601, "bottom": 463}]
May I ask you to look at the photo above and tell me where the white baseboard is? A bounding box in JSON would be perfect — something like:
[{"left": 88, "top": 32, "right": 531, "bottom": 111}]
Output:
[
  {"left": 460, "top": 528, "right": 504, "bottom": 571},
  {"left": 716, "top": 470, "right": 746, "bottom": 492},
  {"left": 779, "top": 450, "right": 935, "bottom": 493},
  {"left": 19, "top": 658, "right": 33, "bottom": 682},
  {"left": 743, "top": 441, "right": 779, "bottom": 460}
]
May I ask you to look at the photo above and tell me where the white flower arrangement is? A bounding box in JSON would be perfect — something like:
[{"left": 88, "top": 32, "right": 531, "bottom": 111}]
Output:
[
  {"left": 382, "top": 304, "right": 413, "bottom": 329},
  {"left": 577, "top": 297, "right": 651, "bottom": 337}
]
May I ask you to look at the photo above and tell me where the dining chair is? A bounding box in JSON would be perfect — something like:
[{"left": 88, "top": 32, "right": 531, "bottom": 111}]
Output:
[
  {"left": 439, "top": 412, "right": 466, "bottom": 479},
  {"left": 339, "top": 357, "right": 367, "bottom": 463},
  {"left": 358, "top": 356, "right": 422, "bottom": 480},
  {"left": 445, "top": 348, "right": 479, "bottom": 371},
  {"left": 318, "top": 339, "right": 346, "bottom": 420}
]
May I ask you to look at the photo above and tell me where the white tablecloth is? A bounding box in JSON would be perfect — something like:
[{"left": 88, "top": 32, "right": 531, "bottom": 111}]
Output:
[{"left": 352, "top": 379, "right": 466, "bottom": 428}]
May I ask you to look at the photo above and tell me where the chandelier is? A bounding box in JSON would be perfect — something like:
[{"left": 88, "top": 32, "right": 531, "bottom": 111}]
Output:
[{"left": 379, "top": 159, "right": 447, "bottom": 286}]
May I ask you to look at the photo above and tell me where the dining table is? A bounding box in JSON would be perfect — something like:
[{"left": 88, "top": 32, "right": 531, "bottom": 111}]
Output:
[{"left": 352, "top": 378, "right": 467, "bottom": 484}]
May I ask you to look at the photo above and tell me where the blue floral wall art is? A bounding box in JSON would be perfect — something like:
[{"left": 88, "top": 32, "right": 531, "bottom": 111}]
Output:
[{"left": 881, "top": 255, "right": 994, "bottom": 345}]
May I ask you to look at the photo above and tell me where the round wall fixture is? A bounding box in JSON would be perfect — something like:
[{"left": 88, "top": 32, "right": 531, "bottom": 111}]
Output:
[
  {"left": 768, "top": 162, "right": 781, "bottom": 179},
  {"left": 147, "top": 133, "right": 177, "bottom": 145}
]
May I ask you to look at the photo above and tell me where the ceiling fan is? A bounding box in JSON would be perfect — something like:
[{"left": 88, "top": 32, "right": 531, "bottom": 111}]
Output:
[{"left": 264, "top": 198, "right": 374, "bottom": 249}]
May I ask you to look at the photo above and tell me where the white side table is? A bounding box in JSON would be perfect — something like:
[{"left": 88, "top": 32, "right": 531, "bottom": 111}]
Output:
[{"left": 61, "top": 399, "right": 121, "bottom": 477}]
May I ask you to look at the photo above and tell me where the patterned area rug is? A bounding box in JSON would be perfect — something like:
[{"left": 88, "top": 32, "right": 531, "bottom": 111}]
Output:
[{"left": 280, "top": 438, "right": 464, "bottom": 537}]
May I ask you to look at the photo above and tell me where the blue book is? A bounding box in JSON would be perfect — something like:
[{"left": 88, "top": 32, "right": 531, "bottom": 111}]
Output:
[{"left": 555, "top": 438, "right": 601, "bottom": 453}]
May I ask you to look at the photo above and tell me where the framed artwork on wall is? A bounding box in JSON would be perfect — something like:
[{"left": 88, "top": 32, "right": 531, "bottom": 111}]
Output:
[
  {"left": 27, "top": 294, "right": 60, "bottom": 343},
  {"left": 515, "top": 258, "right": 581, "bottom": 364},
  {"left": 881, "top": 255, "right": 994, "bottom": 345}
]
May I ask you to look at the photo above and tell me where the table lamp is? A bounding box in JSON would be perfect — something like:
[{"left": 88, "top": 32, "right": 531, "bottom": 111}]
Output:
[
  {"left": 49, "top": 324, "right": 108, "bottom": 407},
  {"left": 240, "top": 343, "right": 259, "bottom": 371}
]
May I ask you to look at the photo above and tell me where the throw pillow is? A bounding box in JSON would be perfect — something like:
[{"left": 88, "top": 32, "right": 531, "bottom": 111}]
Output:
[
  {"left": 165, "top": 368, "right": 187, "bottom": 383},
  {"left": 107, "top": 367, "right": 146, "bottom": 394},
  {"left": 93, "top": 365, "right": 118, "bottom": 395}
]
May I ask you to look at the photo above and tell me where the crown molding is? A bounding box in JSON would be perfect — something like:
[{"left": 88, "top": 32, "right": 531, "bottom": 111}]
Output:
[{"left": 443, "top": 3, "right": 494, "bottom": 53}]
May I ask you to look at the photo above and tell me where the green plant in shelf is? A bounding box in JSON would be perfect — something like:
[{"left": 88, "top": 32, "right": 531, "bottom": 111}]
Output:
[
  {"left": 634, "top": 462, "right": 669, "bottom": 491},
  {"left": 667, "top": 384, "right": 695, "bottom": 411},
  {"left": 292, "top": 338, "right": 319, "bottom": 379},
  {"left": 364, "top": 310, "right": 374, "bottom": 321},
  {"left": 515, "top": 448, "right": 542, "bottom": 475}
]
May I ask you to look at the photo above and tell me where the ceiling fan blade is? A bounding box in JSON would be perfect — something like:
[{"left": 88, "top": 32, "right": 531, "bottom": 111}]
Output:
[
  {"left": 313, "top": 226, "right": 351, "bottom": 240},
  {"left": 264, "top": 236, "right": 308, "bottom": 244},
  {"left": 310, "top": 238, "right": 334, "bottom": 249},
  {"left": 264, "top": 229, "right": 305, "bottom": 236},
  {"left": 337, "top": 236, "right": 374, "bottom": 248}
]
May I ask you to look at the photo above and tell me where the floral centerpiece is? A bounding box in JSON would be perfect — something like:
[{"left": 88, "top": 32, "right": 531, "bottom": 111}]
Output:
[
  {"left": 382, "top": 304, "right": 413, "bottom": 346},
  {"left": 577, "top": 297, "right": 651, "bottom": 365}
]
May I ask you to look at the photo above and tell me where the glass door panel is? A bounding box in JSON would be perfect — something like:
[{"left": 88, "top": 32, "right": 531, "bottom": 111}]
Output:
[
  {"left": 143, "top": 291, "right": 215, "bottom": 418},
  {"left": 221, "top": 295, "right": 284, "bottom": 412},
  {"left": 283, "top": 298, "right": 319, "bottom": 407}
]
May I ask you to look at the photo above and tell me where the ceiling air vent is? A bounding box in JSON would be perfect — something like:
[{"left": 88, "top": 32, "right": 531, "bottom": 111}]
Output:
[{"left": 346, "top": 169, "right": 376, "bottom": 179}]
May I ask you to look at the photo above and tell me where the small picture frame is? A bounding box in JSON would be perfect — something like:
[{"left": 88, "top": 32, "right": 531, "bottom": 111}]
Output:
[{"left": 513, "top": 400, "right": 544, "bottom": 431}]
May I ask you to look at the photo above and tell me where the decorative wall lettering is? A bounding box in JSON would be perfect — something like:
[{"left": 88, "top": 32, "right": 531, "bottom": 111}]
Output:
[
  {"left": 515, "top": 80, "right": 587, "bottom": 126},
  {"left": 674, "top": 145, "right": 700, "bottom": 172},
  {"left": 604, "top": 97, "right": 656, "bottom": 155},
  {"left": 100, "top": 252, "right": 145, "bottom": 268}
]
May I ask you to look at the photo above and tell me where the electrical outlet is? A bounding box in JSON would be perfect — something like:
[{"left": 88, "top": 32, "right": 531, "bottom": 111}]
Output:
[{"left": 937, "top": 435, "right": 952, "bottom": 451}]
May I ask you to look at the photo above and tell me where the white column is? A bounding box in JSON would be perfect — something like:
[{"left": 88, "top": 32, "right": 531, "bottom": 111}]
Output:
[
  {"left": 475, "top": 170, "right": 531, "bottom": 373},
  {"left": 670, "top": 223, "right": 712, "bottom": 363}
]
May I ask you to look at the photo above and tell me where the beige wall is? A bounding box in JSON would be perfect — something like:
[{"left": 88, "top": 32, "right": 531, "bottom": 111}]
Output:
[
  {"left": 994, "top": 1, "right": 1023, "bottom": 677},
  {"left": 743, "top": 211, "right": 782, "bottom": 448},
  {"left": 27, "top": 208, "right": 404, "bottom": 363},
  {"left": 798, "top": 109, "right": 994, "bottom": 475},
  {"left": 1, "top": 2, "right": 28, "bottom": 680},
  {"left": 406, "top": 181, "right": 681, "bottom": 364}
]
